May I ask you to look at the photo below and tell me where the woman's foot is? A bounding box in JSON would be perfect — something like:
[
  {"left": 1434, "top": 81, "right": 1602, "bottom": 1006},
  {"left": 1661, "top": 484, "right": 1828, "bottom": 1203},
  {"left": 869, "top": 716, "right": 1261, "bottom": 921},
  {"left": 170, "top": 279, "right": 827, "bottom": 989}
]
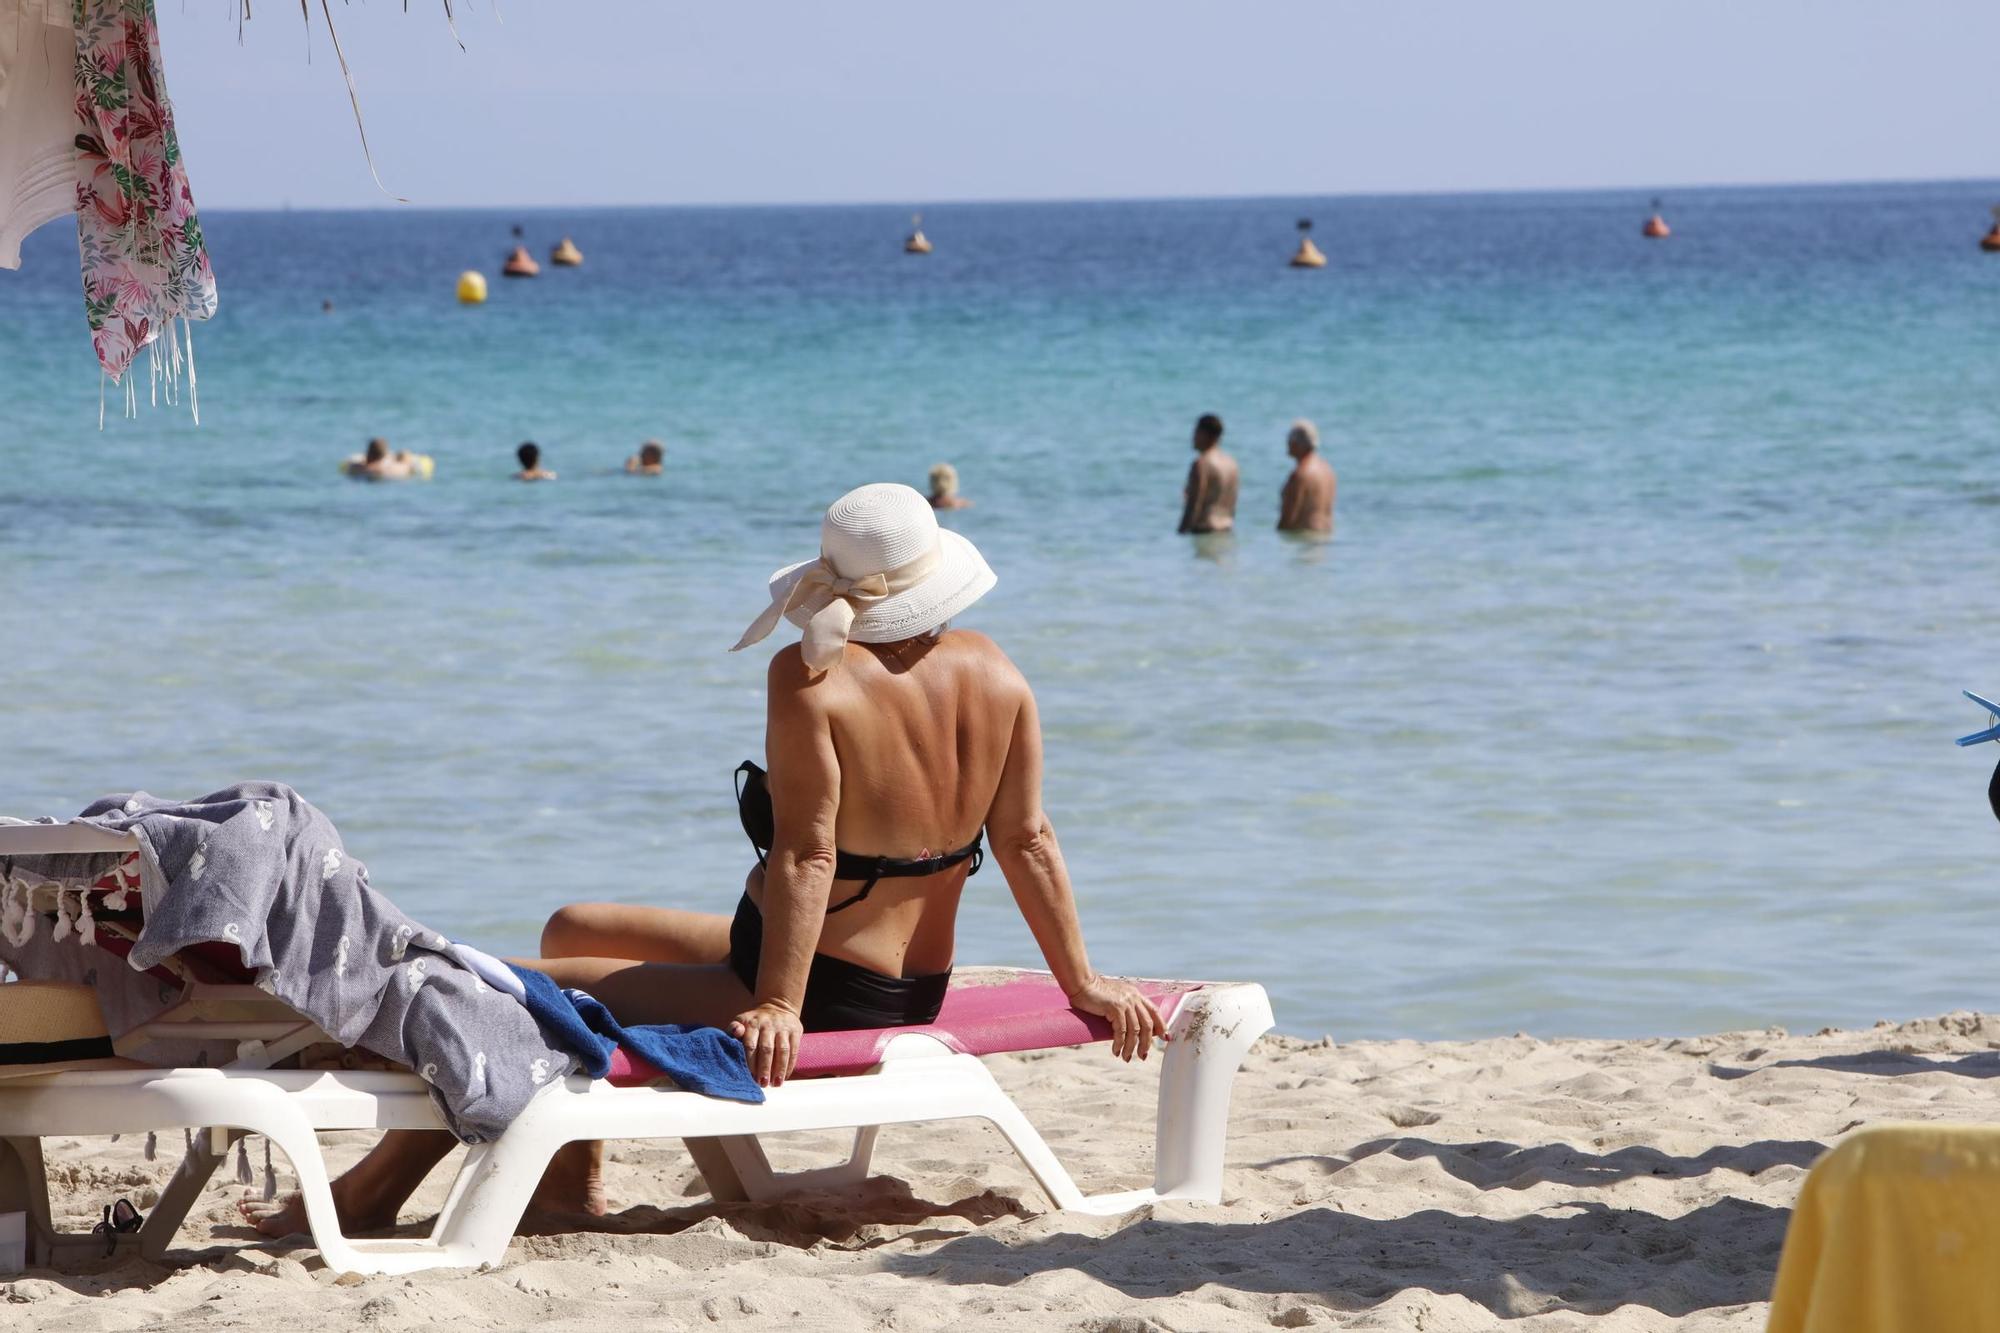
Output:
[
  {"left": 236, "top": 1128, "right": 456, "bottom": 1239},
  {"left": 528, "top": 1140, "right": 607, "bottom": 1218},
  {"left": 236, "top": 1174, "right": 402, "bottom": 1239}
]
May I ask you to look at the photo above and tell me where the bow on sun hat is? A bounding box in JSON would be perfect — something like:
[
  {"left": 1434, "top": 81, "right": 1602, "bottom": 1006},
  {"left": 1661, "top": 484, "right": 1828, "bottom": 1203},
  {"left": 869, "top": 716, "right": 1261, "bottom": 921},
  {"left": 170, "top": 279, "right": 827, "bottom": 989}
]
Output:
[{"left": 732, "top": 484, "right": 997, "bottom": 672}]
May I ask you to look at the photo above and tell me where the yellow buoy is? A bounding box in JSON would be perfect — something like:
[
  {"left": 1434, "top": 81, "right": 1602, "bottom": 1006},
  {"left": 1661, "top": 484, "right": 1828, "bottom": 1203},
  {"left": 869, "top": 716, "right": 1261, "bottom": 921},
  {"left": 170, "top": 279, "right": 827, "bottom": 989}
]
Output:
[
  {"left": 456, "top": 270, "right": 488, "bottom": 305},
  {"left": 551, "top": 236, "right": 583, "bottom": 266},
  {"left": 904, "top": 212, "right": 932, "bottom": 254}
]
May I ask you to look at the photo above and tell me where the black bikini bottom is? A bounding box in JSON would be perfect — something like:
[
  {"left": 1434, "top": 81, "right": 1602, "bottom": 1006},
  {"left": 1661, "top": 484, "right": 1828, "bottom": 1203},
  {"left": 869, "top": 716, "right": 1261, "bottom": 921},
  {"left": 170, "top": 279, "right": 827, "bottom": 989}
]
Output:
[{"left": 727, "top": 894, "right": 950, "bottom": 1033}]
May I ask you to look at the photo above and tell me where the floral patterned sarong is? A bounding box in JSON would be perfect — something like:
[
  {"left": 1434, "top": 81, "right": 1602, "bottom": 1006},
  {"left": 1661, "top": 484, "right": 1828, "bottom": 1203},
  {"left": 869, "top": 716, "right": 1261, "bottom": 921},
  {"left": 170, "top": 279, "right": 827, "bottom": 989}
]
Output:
[{"left": 70, "top": 0, "right": 216, "bottom": 406}]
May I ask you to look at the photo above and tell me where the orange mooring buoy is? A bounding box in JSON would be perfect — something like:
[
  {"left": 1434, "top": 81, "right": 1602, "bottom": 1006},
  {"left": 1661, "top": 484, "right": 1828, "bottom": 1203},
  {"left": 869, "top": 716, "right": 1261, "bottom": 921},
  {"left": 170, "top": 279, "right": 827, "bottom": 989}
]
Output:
[
  {"left": 1642, "top": 198, "right": 1670, "bottom": 239},
  {"left": 502, "top": 245, "right": 540, "bottom": 278},
  {"left": 1289, "top": 218, "right": 1326, "bottom": 268},
  {"left": 1981, "top": 207, "right": 2000, "bottom": 253},
  {"left": 904, "top": 213, "right": 933, "bottom": 255}
]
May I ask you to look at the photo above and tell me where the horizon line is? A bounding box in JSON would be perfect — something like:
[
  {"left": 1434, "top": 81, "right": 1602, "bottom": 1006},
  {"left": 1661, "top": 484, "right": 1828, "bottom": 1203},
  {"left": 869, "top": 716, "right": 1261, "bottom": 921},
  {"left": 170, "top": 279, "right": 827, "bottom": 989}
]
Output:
[{"left": 223, "top": 172, "right": 2000, "bottom": 216}]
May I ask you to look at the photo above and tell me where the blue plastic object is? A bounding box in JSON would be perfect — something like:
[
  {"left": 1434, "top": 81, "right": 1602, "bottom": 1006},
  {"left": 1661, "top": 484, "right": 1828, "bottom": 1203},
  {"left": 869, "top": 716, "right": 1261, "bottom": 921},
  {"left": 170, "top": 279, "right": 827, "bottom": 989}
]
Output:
[{"left": 1956, "top": 690, "right": 2000, "bottom": 747}]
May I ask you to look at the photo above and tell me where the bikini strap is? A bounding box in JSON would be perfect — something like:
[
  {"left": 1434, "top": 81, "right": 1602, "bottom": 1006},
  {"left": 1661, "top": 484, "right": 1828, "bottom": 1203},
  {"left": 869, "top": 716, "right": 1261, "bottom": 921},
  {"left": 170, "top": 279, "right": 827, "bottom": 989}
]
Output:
[
  {"left": 741, "top": 756, "right": 984, "bottom": 914},
  {"left": 825, "top": 834, "right": 983, "bottom": 914},
  {"left": 825, "top": 874, "right": 882, "bottom": 915},
  {"left": 734, "top": 761, "right": 771, "bottom": 870}
]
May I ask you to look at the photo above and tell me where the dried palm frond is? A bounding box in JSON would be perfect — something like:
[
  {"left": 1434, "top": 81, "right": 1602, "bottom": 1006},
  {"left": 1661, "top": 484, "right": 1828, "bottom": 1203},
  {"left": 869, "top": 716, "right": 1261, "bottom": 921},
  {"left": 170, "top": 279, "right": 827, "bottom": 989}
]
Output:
[{"left": 230, "top": 0, "right": 487, "bottom": 200}]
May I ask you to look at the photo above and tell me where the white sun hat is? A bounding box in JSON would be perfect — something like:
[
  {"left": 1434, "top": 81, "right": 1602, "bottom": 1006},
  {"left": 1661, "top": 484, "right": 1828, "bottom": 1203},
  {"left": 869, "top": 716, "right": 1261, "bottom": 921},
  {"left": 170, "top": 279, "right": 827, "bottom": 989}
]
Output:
[{"left": 732, "top": 483, "right": 996, "bottom": 672}]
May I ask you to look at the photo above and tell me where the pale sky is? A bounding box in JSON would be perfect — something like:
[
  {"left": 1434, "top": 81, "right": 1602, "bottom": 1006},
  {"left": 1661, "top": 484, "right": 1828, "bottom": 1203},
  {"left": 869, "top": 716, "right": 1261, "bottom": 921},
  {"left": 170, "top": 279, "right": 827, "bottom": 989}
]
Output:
[{"left": 162, "top": 1, "right": 2000, "bottom": 210}]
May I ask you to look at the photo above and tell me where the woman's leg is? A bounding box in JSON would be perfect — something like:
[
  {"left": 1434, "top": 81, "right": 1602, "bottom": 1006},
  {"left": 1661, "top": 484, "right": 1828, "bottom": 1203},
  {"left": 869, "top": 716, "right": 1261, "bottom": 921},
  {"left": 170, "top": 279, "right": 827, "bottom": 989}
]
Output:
[
  {"left": 246, "top": 885, "right": 762, "bottom": 1239},
  {"left": 536, "top": 869, "right": 763, "bottom": 1019},
  {"left": 246, "top": 924, "right": 756, "bottom": 1238},
  {"left": 239, "top": 1128, "right": 457, "bottom": 1238},
  {"left": 503, "top": 950, "right": 763, "bottom": 1218},
  {"left": 241, "top": 959, "right": 758, "bottom": 1238},
  {"left": 512, "top": 957, "right": 754, "bottom": 1030},
  {"left": 540, "top": 901, "right": 734, "bottom": 965}
]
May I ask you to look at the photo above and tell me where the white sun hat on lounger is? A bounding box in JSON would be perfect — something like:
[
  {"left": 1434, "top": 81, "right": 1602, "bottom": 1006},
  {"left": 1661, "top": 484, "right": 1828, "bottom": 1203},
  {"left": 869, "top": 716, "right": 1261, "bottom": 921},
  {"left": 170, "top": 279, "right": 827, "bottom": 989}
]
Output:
[{"left": 732, "top": 483, "right": 996, "bottom": 672}]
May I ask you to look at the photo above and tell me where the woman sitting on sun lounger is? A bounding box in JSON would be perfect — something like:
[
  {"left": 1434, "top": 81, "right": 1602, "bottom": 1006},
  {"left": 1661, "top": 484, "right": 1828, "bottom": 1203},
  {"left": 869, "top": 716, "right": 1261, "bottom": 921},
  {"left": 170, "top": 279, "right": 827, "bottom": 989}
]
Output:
[{"left": 243, "top": 481, "right": 1164, "bottom": 1235}]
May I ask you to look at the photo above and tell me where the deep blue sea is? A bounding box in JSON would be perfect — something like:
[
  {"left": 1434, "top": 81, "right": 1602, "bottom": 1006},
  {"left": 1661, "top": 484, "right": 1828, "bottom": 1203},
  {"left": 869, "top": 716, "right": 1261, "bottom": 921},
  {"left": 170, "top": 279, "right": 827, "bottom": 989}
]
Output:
[{"left": 3, "top": 183, "right": 1998, "bottom": 1040}]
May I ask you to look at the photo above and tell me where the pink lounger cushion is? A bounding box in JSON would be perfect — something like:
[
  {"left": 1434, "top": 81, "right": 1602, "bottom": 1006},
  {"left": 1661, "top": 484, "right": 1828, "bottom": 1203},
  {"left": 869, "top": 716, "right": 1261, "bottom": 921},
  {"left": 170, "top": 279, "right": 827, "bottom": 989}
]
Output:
[{"left": 607, "top": 968, "right": 1205, "bottom": 1085}]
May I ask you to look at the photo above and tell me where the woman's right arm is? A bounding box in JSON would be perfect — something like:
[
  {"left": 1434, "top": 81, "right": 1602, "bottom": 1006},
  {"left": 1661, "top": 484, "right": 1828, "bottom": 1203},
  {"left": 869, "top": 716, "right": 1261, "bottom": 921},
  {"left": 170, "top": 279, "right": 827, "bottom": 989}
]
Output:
[
  {"left": 729, "top": 647, "right": 838, "bottom": 1086},
  {"left": 987, "top": 681, "right": 1166, "bottom": 1062}
]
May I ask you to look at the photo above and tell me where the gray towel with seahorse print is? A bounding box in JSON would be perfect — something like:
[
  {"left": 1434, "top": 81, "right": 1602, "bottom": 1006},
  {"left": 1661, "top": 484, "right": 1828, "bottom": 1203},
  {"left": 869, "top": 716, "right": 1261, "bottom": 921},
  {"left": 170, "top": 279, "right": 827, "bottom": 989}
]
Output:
[{"left": 4, "top": 782, "right": 574, "bottom": 1142}]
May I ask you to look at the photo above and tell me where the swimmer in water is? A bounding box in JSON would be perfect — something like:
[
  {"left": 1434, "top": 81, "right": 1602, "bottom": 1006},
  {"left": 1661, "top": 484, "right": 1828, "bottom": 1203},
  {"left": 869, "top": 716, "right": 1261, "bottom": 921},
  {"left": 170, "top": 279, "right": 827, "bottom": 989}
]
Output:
[
  {"left": 625, "top": 441, "right": 665, "bottom": 476},
  {"left": 343, "top": 437, "right": 413, "bottom": 481},
  {"left": 927, "top": 462, "right": 972, "bottom": 510},
  {"left": 514, "top": 442, "right": 557, "bottom": 482}
]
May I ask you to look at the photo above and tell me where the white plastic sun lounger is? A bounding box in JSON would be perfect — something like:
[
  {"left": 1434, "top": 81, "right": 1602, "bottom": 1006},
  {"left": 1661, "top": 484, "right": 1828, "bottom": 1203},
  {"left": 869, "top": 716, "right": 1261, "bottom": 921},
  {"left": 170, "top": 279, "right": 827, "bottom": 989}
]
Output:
[{"left": 0, "top": 823, "right": 1273, "bottom": 1276}]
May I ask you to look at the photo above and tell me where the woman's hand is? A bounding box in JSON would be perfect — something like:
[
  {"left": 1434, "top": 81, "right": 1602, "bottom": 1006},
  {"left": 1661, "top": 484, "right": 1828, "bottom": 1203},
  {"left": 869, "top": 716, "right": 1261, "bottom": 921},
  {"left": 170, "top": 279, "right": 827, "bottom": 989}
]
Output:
[
  {"left": 730, "top": 1003, "right": 804, "bottom": 1087},
  {"left": 1065, "top": 975, "right": 1168, "bottom": 1062}
]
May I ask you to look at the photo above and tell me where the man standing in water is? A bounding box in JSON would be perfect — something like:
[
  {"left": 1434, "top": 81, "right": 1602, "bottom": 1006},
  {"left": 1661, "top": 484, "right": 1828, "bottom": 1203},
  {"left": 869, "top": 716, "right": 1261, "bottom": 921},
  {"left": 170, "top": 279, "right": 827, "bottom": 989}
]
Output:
[
  {"left": 1177, "top": 414, "right": 1238, "bottom": 534},
  {"left": 1277, "top": 419, "right": 1335, "bottom": 533}
]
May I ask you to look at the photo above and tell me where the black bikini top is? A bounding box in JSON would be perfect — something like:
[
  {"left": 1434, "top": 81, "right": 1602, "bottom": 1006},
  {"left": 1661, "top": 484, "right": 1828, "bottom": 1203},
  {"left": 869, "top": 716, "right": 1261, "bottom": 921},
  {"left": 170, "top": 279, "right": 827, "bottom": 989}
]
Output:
[{"left": 734, "top": 760, "right": 984, "bottom": 914}]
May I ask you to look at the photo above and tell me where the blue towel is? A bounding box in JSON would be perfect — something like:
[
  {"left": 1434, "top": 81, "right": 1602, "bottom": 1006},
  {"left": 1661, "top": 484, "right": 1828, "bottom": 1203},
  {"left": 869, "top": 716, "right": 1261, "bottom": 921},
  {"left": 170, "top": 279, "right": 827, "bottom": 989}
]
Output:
[{"left": 510, "top": 965, "right": 764, "bottom": 1104}]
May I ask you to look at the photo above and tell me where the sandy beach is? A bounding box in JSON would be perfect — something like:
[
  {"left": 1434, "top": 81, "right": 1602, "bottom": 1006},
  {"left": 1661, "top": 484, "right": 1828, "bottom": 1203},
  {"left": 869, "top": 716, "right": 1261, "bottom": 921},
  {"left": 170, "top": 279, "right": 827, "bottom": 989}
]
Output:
[
  {"left": 8, "top": 1010, "right": 1998, "bottom": 1330},
  {"left": 9, "top": 2, "right": 2000, "bottom": 1327}
]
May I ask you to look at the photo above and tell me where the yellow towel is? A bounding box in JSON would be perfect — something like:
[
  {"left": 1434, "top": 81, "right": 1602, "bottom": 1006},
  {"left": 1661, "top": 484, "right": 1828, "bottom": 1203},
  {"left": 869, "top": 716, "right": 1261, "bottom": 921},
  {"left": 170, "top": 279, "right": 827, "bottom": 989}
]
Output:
[{"left": 1769, "top": 1124, "right": 2000, "bottom": 1332}]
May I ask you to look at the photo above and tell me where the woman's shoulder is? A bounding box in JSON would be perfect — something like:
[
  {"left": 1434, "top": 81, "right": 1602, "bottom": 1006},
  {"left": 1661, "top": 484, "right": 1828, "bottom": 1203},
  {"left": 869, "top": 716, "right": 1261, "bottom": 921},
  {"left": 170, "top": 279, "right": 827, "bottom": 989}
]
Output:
[
  {"left": 939, "top": 626, "right": 998, "bottom": 652},
  {"left": 938, "top": 630, "right": 1031, "bottom": 692},
  {"left": 939, "top": 627, "right": 1009, "bottom": 664},
  {"left": 765, "top": 631, "right": 1026, "bottom": 698}
]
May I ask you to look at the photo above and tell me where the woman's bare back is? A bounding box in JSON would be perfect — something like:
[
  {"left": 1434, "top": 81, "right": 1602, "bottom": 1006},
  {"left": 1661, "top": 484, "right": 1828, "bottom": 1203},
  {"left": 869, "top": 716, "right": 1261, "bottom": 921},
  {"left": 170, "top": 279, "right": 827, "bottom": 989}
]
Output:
[{"left": 753, "top": 629, "right": 1026, "bottom": 977}]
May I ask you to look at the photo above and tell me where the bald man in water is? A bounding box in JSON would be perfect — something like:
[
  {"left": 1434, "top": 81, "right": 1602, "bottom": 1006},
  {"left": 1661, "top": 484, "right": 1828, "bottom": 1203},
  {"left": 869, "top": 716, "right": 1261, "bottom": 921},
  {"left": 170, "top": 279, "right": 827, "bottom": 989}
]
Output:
[
  {"left": 1277, "top": 419, "right": 1335, "bottom": 533},
  {"left": 1178, "top": 414, "right": 1239, "bottom": 534}
]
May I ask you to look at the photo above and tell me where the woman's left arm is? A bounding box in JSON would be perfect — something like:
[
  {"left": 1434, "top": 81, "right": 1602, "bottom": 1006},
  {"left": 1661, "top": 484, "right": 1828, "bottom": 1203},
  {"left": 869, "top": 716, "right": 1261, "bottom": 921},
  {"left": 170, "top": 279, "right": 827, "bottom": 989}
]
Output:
[{"left": 732, "top": 647, "right": 840, "bottom": 1085}]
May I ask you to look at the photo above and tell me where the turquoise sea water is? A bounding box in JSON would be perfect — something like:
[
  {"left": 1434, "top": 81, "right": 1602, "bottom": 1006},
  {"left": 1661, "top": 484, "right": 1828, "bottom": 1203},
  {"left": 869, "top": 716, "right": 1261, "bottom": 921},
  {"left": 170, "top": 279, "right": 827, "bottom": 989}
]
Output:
[{"left": 3, "top": 183, "right": 1998, "bottom": 1040}]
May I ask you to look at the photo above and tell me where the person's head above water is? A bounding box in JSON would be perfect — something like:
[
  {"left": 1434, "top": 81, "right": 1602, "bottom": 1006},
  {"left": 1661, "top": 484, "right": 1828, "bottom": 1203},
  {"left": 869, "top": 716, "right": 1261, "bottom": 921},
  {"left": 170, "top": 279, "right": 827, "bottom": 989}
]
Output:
[
  {"left": 1287, "top": 419, "right": 1319, "bottom": 459},
  {"left": 731, "top": 482, "right": 998, "bottom": 673},
  {"left": 928, "top": 462, "right": 959, "bottom": 498},
  {"left": 1193, "top": 414, "right": 1224, "bottom": 450},
  {"left": 516, "top": 441, "right": 540, "bottom": 471},
  {"left": 364, "top": 437, "right": 388, "bottom": 465},
  {"left": 626, "top": 441, "right": 664, "bottom": 476}
]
